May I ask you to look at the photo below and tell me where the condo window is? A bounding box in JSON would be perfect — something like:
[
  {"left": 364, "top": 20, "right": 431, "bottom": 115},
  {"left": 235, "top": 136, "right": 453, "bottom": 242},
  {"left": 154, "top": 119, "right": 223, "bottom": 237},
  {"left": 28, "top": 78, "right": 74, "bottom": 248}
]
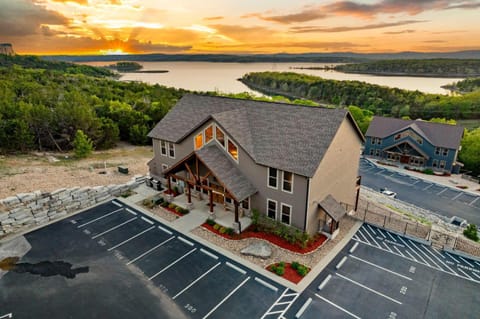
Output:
[
  {"left": 215, "top": 127, "right": 225, "bottom": 147},
  {"left": 160, "top": 140, "right": 167, "bottom": 156},
  {"left": 168, "top": 143, "right": 175, "bottom": 158},
  {"left": 433, "top": 159, "right": 438, "bottom": 168},
  {"left": 268, "top": 167, "right": 278, "bottom": 189},
  {"left": 242, "top": 198, "right": 249, "bottom": 210},
  {"left": 281, "top": 203, "right": 291, "bottom": 225},
  {"left": 267, "top": 199, "right": 277, "bottom": 219},
  {"left": 194, "top": 133, "right": 203, "bottom": 150},
  {"left": 443, "top": 149, "right": 448, "bottom": 156},
  {"left": 282, "top": 171, "right": 293, "bottom": 193},
  {"left": 435, "top": 147, "right": 441, "bottom": 155},
  {"left": 205, "top": 125, "right": 213, "bottom": 143},
  {"left": 228, "top": 139, "right": 238, "bottom": 161},
  {"left": 440, "top": 160, "right": 446, "bottom": 169}
]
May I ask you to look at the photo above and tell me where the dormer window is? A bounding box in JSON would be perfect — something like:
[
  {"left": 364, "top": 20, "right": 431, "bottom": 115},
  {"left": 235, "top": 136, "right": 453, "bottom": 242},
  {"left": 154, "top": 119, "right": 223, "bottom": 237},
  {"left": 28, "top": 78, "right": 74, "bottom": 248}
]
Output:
[
  {"left": 205, "top": 125, "right": 213, "bottom": 143},
  {"left": 215, "top": 126, "right": 225, "bottom": 147},
  {"left": 228, "top": 139, "right": 238, "bottom": 161},
  {"left": 194, "top": 133, "right": 203, "bottom": 149}
]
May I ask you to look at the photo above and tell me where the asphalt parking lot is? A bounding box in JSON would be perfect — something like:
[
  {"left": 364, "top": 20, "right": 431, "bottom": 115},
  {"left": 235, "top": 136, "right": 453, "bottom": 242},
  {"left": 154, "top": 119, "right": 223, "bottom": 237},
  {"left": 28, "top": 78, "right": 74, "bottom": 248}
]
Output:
[
  {"left": 0, "top": 200, "right": 293, "bottom": 319},
  {"left": 285, "top": 223, "right": 480, "bottom": 319},
  {"left": 359, "top": 158, "right": 480, "bottom": 224}
]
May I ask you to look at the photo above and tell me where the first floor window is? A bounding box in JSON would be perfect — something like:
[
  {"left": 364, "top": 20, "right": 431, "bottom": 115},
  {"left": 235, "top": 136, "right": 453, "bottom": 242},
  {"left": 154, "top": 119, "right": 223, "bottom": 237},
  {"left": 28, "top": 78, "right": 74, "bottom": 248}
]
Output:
[
  {"left": 375, "top": 149, "right": 381, "bottom": 157},
  {"left": 369, "top": 149, "right": 374, "bottom": 155},
  {"left": 281, "top": 203, "right": 291, "bottom": 225},
  {"left": 440, "top": 160, "right": 446, "bottom": 169},
  {"left": 168, "top": 142, "right": 175, "bottom": 158},
  {"left": 242, "top": 198, "right": 249, "bottom": 210},
  {"left": 432, "top": 159, "right": 438, "bottom": 168},
  {"left": 160, "top": 140, "right": 167, "bottom": 156},
  {"left": 267, "top": 199, "right": 277, "bottom": 219}
]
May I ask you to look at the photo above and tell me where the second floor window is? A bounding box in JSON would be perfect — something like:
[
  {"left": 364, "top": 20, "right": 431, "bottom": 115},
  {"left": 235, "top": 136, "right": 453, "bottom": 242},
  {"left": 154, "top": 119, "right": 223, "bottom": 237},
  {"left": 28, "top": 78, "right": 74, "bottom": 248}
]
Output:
[
  {"left": 160, "top": 140, "right": 167, "bottom": 156},
  {"left": 168, "top": 143, "right": 175, "bottom": 158},
  {"left": 228, "top": 139, "right": 238, "bottom": 160},
  {"left": 195, "top": 133, "right": 203, "bottom": 150},
  {"left": 205, "top": 125, "right": 213, "bottom": 143},
  {"left": 282, "top": 171, "right": 293, "bottom": 193},
  {"left": 268, "top": 167, "right": 278, "bottom": 188},
  {"left": 215, "top": 126, "right": 225, "bottom": 147}
]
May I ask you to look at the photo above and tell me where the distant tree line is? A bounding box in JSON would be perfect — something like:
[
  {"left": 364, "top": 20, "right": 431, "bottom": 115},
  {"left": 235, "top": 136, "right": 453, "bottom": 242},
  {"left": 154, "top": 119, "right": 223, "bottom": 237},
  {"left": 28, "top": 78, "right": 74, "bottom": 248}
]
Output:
[
  {"left": 0, "top": 63, "right": 185, "bottom": 153},
  {"left": 335, "top": 59, "right": 480, "bottom": 77},
  {"left": 240, "top": 72, "right": 480, "bottom": 119},
  {"left": 443, "top": 77, "right": 480, "bottom": 93}
]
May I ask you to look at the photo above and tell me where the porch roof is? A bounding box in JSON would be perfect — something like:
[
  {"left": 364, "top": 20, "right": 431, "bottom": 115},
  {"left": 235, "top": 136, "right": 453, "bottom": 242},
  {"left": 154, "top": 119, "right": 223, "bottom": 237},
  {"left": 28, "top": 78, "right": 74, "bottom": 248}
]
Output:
[
  {"left": 382, "top": 140, "right": 429, "bottom": 159},
  {"left": 196, "top": 144, "right": 257, "bottom": 202},
  {"left": 318, "top": 195, "right": 346, "bottom": 222}
]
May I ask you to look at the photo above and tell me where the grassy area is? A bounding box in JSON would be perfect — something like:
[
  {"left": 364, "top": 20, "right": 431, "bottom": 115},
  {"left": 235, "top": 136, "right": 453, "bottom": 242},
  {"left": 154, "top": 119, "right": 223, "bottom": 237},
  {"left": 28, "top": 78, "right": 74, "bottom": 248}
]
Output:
[
  {"left": 457, "top": 119, "right": 480, "bottom": 130},
  {"left": 385, "top": 204, "right": 432, "bottom": 225}
]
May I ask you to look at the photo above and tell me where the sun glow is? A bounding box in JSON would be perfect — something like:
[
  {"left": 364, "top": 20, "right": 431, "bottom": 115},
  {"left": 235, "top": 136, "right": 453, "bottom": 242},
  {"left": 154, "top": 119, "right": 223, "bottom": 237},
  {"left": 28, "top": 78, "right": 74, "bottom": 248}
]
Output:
[{"left": 100, "top": 49, "right": 129, "bottom": 55}]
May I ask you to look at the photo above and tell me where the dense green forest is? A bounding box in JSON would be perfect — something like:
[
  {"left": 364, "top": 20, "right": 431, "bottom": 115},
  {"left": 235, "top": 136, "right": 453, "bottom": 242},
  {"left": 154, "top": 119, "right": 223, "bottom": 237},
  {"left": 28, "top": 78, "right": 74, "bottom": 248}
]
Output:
[
  {"left": 108, "top": 61, "right": 143, "bottom": 72},
  {"left": 240, "top": 72, "right": 480, "bottom": 119},
  {"left": 443, "top": 77, "right": 480, "bottom": 93},
  {"left": 0, "top": 54, "right": 116, "bottom": 78},
  {"left": 0, "top": 64, "right": 185, "bottom": 152},
  {"left": 335, "top": 59, "right": 480, "bottom": 77}
]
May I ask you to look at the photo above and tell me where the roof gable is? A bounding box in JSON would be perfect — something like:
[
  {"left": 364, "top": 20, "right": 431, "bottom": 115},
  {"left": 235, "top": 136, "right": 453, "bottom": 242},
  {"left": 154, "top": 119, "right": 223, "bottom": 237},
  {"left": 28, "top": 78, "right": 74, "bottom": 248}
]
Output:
[{"left": 149, "top": 94, "right": 363, "bottom": 177}]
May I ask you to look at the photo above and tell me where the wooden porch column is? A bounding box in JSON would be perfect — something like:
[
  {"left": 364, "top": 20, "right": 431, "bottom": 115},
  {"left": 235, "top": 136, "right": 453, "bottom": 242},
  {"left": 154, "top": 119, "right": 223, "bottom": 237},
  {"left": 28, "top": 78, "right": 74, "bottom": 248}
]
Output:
[
  {"left": 209, "top": 190, "right": 214, "bottom": 213},
  {"left": 187, "top": 182, "right": 192, "bottom": 204},
  {"left": 234, "top": 200, "right": 239, "bottom": 223},
  {"left": 330, "top": 219, "right": 335, "bottom": 234},
  {"left": 167, "top": 176, "right": 172, "bottom": 193}
]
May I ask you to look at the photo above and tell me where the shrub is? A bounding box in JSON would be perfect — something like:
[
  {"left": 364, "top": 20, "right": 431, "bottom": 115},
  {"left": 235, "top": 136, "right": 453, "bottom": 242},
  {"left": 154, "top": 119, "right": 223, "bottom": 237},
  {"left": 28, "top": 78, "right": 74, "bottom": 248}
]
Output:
[
  {"left": 291, "top": 261, "right": 300, "bottom": 270},
  {"left": 297, "top": 265, "right": 308, "bottom": 277},
  {"left": 168, "top": 203, "right": 176, "bottom": 209},
  {"left": 213, "top": 224, "right": 220, "bottom": 231},
  {"left": 143, "top": 200, "right": 154, "bottom": 209},
  {"left": 225, "top": 228, "right": 235, "bottom": 236},
  {"left": 173, "top": 186, "right": 179, "bottom": 194},
  {"left": 422, "top": 168, "right": 434, "bottom": 175},
  {"left": 175, "top": 206, "right": 182, "bottom": 213},
  {"left": 160, "top": 201, "right": 169, "bottom": 207},
  {"left": 73, "top": 129, "right": 94, "bottom": 158},
  {"left": 181, "top": 208, "right": 189, "bottom": 215},
  {"left": 219, "top": 226, "right": 227, "bottom": 234},
  {"left": 278, "top": 261, "right": 285, "bottom": 268},
  {"left": 206, "top": 219, "right": 216, "bottom": 226},
  {"left": 275, "top": 265, "right": 285, "bottom": 276},
  {"left": 463, "top": 224, "right": 479, "bottom": 242}
]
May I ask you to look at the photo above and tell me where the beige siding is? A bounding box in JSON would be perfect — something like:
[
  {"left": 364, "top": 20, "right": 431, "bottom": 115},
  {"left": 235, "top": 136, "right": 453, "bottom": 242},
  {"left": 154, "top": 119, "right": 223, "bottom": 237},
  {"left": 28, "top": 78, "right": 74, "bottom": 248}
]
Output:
[{"left": 306, "top": 117, "right": 363, "bottom": 234}]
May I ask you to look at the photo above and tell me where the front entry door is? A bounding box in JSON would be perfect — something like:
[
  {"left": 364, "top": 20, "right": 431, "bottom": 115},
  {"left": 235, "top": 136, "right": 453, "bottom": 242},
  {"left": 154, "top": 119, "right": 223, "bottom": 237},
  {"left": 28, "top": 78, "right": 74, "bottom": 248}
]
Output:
[
  {"left": 400, "top": 155, "right": 410, "bottom": 164},
  {"left": 211, "top": 184, "right": 224, "bottom": 204}
]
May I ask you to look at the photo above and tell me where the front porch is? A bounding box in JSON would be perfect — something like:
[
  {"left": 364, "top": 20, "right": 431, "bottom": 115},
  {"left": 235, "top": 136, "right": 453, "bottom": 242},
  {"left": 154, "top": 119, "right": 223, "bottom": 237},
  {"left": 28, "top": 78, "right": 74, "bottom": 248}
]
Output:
[{"left": 171, "top": 193, "right": 252, "bottom": 232}]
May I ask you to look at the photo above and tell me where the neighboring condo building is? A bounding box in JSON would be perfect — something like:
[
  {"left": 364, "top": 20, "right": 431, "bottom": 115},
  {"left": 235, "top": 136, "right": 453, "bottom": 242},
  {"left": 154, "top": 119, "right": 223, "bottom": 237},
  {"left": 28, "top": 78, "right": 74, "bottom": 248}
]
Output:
[
  {"left": 148, "top": 94, "right": 364, "bottom": 236},
  {"left": 364, "top": 116, "right": 464, "bottom": 173}
]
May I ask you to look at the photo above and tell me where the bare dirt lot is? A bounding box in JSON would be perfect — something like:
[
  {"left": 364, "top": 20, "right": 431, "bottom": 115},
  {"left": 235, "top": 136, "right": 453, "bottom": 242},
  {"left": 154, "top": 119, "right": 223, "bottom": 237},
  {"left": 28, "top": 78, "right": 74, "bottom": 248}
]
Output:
[{"left": 0, "top": 143, "right": 152, "bottom": 199}]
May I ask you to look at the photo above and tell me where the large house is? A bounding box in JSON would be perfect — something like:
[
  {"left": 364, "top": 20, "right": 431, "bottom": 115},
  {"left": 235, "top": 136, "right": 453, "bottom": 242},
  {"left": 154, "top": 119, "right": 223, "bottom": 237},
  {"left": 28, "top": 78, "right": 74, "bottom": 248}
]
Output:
[
  {"left": 148, "top": 94, "right": 364, "bottom": 236},
  {"left": 364, "top": 116, "right": 464, "bottom": 173}
]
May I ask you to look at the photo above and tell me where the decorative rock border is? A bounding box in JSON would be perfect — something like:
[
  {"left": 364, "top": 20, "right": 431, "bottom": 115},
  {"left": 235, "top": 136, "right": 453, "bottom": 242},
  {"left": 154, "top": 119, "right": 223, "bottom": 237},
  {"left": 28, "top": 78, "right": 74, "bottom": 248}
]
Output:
[{"left": 0, "top": 176, "right": 145, "bottom": 237}]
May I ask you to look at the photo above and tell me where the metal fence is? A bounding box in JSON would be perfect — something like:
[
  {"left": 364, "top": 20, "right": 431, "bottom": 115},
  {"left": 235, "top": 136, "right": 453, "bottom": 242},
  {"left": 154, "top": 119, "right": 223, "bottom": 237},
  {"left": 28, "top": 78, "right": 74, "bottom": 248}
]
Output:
[{"left": 345, "top": 201, "right": 480, "bottom": 258}]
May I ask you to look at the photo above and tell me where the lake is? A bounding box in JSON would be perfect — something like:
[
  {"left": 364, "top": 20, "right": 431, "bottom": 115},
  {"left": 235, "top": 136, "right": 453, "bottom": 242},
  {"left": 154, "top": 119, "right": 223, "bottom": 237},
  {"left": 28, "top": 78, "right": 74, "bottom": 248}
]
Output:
[{"left": 84, "top": 61, "right": 460, "bottom": 95}]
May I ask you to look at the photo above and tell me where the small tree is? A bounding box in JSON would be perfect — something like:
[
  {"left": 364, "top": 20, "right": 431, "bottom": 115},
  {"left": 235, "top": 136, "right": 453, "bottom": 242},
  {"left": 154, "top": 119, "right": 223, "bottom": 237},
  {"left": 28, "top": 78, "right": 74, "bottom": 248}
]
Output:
[
  {"left": 73, "top": 129, "right": 93, "bottom": 158},
  {"left": 463, "top": 224, "right": 479, "bottom": 242}
]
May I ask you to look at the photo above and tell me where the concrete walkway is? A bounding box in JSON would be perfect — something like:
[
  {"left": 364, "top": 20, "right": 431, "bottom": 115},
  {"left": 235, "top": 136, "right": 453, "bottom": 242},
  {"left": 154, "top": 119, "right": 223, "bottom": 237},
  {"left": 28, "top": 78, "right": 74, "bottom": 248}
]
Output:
[{"left": 364, "top": 156, "right": 480, "bottom": 196}]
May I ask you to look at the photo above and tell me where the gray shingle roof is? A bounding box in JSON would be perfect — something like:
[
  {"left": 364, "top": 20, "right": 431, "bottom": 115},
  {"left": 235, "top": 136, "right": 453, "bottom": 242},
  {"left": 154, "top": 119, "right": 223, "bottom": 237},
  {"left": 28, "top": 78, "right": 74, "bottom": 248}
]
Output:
[
  {"left": 318, "top": 195, "right": 346, "bottom": 222},
  {"left": 195, "top": 144, "right": 257, "bottom": 201},
  {"left": 365, "top": 116, "right": 464, "bottom": 149},
  {"left": 149, "top": 94, "right": 363, "bottom": 177}
]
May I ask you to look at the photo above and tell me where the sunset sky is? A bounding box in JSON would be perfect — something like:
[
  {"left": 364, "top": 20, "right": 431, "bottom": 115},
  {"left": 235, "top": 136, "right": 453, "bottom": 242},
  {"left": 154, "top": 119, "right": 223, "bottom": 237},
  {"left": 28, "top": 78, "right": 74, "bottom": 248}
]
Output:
[{"left": 1, "top": 0, "right": 480, "bottom": 55}]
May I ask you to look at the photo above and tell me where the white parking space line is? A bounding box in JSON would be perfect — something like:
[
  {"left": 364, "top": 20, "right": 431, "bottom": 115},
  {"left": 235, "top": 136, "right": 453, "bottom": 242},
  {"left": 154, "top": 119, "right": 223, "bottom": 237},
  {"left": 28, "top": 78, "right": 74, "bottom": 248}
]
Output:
[
  {"left": 457, "top": 268, "right": 474, "bottom": 280},
  {"left": 377, "top": 229, "right": 387, "bottom": 238},
  {"left": 202, "top": 276, "right": 251, "bottom": 319},
  {"left": 172, "top": 262, "right": 221, "bottom": 300},
  {"left": 200, "top": 248, "right": 219, "bottom": 260},
  {"left": 107, "top": 226, "right": 155, "bottom": 251},
  {"left": 386, "top": 231, "right": 397, "bottom": 242},
  {"left": 336, "top": 273, "right": 402, "bottom": 305},
  {"left": 469, "top": 197, "right": 479, "bottom": 206},
  {"left": 361, "top": 227, "right": 381, "bottom": 248},
  {"left": 177, "top": 236, "right": 195, "bottom": 246},
  {"left": 436, "top": 188, "right": 448, "bottom": 196},
  {"left": 126, "top": 208, "right": 137, "bottom": 215},
  {"left": 398, "top": 237, "right": 428, "bottom": 266},
  {"left": 158, "top": 225, "right": 172, "bottom": 235},
  {"left": 126, "top": 236, "right": 175, "bottom": 265},
  {"left": 451, "top": 193, "right": 463, "bottom": 201},
  {"left": 393, "top": 246, "right": 405, "bottom": 257},
  {"left": 382, "top": 241, "right": 393, "bottom": 253},
  {"left": 77, "top": 208, "right": 123, "bottom": 228},
  {"left": 112, "top": 200, "right": 123, "bottom": 207},
  {"left": 474, "top": 261, "right": 480, "bottom": 267},
  {"left": 295, "top": 298, "right": 312, "bottom": 319},
  {"left": 0, "top": 313, "right": 12, "bottom": 319},
  {"left": 418, "top": 245, "right": 457, "bottom": 275},
  {"left": 91, "top": 217, "right": 137, "bottom": 239},
  {"left": 315, "top": 294, "right": 361, "bottom": 319},
  {"left": 375, "top": 169, "right": 385, "bottom": 175},
  {"left": 459, "top": 256, "right": 475, "bottom": 268},
  {"left": 445, "top": 252, "right": 460, "bottom": 264},
  {"left": 409, "top": 241, "right": 441, "bottom": 269},
  {"left": 141, "top": 217, "right": 154, "bottom": 224},
  {"left": 423, "top": 184, "right": 433, "bottom": 191},
  {"left": 254, "top": 277, "right": 278, "bottom": 292},
  {"left": 472, "top": 272, "right": 480, "bottom": 280},
  {"left": 412, "top": 180, "right": 420, "bottom": 186},
  {"left": 149, "top": 248, "right": 197, "bottom": 280},
  {"left": 226, "top": 262, "right": 247, "bottom": 275},
  {"left": 432, "top": 248, "right": 446, "bottom": 259},
  {"left": 404, "top": 250, "right": 418, "bottom": 262},
  {"left": 350, "top": 255, "right": 412, "bottom": 280},
  {"left": 366, "top": 224, "right": 377, "bottom": 236},
  {"left": 356, "top": 231, "right": 370, "bottom": 244}
]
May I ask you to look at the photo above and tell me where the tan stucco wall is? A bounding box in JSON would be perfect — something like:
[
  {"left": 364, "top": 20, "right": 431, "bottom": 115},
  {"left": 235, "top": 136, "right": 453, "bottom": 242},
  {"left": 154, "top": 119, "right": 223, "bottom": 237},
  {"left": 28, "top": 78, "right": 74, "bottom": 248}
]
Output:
[{"left": 305, "top": 117, "right": 363, "bottom": 235}]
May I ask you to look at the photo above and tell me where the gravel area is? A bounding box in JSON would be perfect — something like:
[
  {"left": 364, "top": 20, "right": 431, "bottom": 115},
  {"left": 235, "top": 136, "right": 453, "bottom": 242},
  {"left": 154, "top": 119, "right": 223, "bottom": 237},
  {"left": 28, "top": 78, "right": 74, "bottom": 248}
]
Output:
[
  {"left": 0, "top": 145, "right": 151, "bottom": 199},
  {"left": 191, "top": 216, "right": 358, "bottom": 269}
]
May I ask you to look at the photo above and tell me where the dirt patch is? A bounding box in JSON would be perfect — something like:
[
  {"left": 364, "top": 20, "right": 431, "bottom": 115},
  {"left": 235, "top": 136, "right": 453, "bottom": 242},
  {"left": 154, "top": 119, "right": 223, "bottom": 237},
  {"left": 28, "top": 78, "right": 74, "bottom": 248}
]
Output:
[{"left": 0, "top": 145, "right": 152, "bottom": 199}]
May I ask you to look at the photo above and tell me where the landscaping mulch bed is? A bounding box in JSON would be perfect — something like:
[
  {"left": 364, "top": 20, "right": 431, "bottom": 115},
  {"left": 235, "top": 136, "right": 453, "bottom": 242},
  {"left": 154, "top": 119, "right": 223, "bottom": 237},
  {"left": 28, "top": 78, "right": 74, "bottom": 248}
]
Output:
[
  {"left": 266, "top": 262, "right": 310, "bottom": 284},
  {"left": 201, "top": 223, "right": 327, "bottom": 254}
]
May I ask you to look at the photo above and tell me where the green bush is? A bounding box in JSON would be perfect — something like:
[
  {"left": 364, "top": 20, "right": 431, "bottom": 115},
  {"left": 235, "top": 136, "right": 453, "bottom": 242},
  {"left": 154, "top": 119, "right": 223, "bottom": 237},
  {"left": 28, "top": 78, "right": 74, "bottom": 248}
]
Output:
[
  {"left": 225, "top": 228, "right": 235, "bottom": 236},
  {"left": 168, "top": 203, "right": 176, "bottom": 209},
  {"left": 173, "top": 186, "right": 179, "bottom": 194},
  {"left": 296, "top": 265, "right": 308, "bottom": 277},
  {"left": 181, "top": 208, "right": 190, "bottom": 215},
  {"left": 175, "top": 206, "right": 182, "bottom": 213},
  {"left": 278, "top": 261, "right": 285, "bottom": 268},
  {"left": 73, "top": 129, "right": 94, "bottom": 158},
  {"left": 291, "top": 261, "right": 300, "bottom": 270},
  {"left": 219, "top": 226, "right": 227, "bottom": 234},
  {"left": 160, "top": 201, "right": 169, "bottom": 207},
  {"left": 463, "top": 224, "right": 479, "bottom": 242},
  {"left": 213, "top": 224, "right": 220, "bottom": 231},
  {"left": 206, "top": 219, "right": 216, "bottom": 226},
  {"left": 275, "top": 265, "right": 285, "bottom": 276},
  {"left": 422, "top": 168, "right": 434, "bottom": 175}
]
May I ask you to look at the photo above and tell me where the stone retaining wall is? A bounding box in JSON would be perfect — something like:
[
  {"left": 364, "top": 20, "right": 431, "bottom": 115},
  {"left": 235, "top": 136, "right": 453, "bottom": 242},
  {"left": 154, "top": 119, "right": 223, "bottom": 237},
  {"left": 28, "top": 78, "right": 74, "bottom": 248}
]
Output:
[{"left": 0, "top": 177, "right": 144, "bottom": 237}]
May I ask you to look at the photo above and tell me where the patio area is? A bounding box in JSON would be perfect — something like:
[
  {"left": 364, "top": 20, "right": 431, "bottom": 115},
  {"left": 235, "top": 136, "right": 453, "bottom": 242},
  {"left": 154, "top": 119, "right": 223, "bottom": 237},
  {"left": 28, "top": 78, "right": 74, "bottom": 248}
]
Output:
[{"left": 171, "top": 193, "right": 252, "bottom": 232}]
